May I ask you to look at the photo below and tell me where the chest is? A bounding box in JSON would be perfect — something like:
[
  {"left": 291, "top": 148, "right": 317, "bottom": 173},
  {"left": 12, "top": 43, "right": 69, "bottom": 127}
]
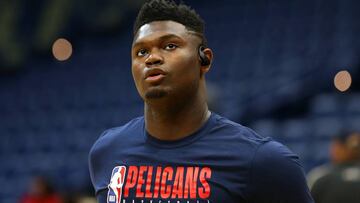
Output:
[{"left": 103, "top": 150, "right": 251, "bottom": 203}]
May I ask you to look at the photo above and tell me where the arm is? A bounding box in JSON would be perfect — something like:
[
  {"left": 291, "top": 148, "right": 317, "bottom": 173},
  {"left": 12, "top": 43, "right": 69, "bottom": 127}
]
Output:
[
  {"left": 88, "top": 130, "right": 111, "bottom": 203},
  {"left": 247, "top": 141, "right": 314, "bottom": 203}
]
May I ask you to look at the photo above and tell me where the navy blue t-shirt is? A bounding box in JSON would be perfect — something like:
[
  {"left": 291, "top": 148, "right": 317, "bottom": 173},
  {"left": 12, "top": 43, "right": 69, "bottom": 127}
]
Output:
[{"left": 89, "top": 113, "right": 313, "bottom": 203}]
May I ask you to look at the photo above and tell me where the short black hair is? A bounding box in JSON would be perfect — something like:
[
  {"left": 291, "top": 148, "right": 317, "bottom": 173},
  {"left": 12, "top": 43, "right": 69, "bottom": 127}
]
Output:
[{"left": 133, "top": 0, "right": 207, "bottom": 45}]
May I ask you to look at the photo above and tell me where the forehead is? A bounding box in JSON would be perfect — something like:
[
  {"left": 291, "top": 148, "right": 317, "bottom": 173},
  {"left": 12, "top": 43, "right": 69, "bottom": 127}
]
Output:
[{"left": 133, "top": 21, "right": 191, "bottom": 45}]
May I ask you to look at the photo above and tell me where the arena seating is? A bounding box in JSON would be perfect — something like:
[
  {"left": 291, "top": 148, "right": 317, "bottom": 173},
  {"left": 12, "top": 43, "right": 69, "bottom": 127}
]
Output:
[{"left": 251, "top": 93, "right": 360, "bottom": 171}]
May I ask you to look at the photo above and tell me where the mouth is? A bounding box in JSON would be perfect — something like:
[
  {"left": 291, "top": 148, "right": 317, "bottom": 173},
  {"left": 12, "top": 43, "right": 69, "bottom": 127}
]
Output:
[
  {"left": 144, "top": 69, "right": 166, "bottom": 84},
  {"left": 145, "top": 74, "right": 165, "bottom": 83}
]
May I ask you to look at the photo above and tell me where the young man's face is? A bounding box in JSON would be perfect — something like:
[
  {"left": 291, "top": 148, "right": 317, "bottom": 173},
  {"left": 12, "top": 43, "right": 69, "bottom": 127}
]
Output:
[{"left": 131, "top": 20, "right": 203, "bottom": 102}]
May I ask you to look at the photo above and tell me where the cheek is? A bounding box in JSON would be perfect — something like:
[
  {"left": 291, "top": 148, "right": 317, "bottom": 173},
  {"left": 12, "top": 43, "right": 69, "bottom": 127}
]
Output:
[
  {"left": 131, "top": 61, "right": 141, "bottom": 78},
  {"left": 131, "top": 62, "right": 144, "bottom": 91},
  {"left": 170, "top": 52, "right": 199, "bottom": 80}
]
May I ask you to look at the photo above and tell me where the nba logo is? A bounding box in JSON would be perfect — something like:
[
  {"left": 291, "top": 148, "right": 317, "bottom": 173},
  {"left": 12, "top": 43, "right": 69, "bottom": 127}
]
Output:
[{"left": 107, "top": 166, "right": 127, "bottom": 203}]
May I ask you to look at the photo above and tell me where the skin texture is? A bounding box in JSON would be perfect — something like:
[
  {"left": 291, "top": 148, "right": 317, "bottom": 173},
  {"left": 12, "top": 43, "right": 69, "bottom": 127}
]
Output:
[{"left": 131, "top": 20, "right": 213, "bottom": 141}]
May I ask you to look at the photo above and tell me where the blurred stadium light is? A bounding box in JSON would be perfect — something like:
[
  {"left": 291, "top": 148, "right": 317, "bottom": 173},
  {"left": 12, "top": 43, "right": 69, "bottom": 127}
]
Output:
[{"left": 334, "top": 70, "right": 352, "bottom": 92}]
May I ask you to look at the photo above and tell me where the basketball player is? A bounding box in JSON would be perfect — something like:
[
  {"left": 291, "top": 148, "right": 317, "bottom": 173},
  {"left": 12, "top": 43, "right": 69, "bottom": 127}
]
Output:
[{"left": 89, "top": 0, "right": 314, "bottom": 202}]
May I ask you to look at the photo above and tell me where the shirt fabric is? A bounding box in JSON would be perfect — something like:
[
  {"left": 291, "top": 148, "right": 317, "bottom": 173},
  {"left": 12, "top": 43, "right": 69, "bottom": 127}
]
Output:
[
  {"left": 89, "top": 113, "right": 314, "bottom": 203},
  {"left": 311, "top": 162, "right": 360, "bottom": 203}
]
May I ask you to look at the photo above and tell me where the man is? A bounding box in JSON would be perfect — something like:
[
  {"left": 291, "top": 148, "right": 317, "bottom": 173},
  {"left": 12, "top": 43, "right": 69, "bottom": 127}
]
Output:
[
  {"left": 309, "top": 131, "right": 360, "bottom": 203},
  {"left": 88, "top": 0, "right": 313, "bottom": 202}
]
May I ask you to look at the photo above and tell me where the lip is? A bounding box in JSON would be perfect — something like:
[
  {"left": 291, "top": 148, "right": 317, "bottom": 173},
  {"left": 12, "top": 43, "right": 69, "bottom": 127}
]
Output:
[
  {"left": 145, "top": 74, "right": 166, "bottom": 83},
  {"left": 144, "top": 68, "right": 167, "bottom": 83}
]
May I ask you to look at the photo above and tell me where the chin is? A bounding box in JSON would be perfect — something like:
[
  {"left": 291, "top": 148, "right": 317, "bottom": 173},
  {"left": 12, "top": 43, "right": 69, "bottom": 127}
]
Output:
[{"left": 144, "top": 88, "right": 168, "bottom": 99}]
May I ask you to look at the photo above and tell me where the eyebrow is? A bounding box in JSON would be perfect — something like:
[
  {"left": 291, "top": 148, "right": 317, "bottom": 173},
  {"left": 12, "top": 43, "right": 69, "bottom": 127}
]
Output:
[
  {"left": 187, "top": 30, "right": 204, "bottom": 39},
  {"left": 132, "top": 34, "right": 184, "bottom": 48}
]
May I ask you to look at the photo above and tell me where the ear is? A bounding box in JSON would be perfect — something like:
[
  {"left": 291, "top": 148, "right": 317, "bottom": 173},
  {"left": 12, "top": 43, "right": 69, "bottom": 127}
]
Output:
[{"left": 200, "top": 48, "right": 213, "bottom": 76}]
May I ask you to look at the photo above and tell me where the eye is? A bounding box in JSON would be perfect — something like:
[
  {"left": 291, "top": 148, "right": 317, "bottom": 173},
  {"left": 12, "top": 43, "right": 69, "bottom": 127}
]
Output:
[
  {"left": 137, "top": 49, "right": 148, "bottom": 57},
  {"left": 164, "top": 43, "right": 178, "bottom": 50}
]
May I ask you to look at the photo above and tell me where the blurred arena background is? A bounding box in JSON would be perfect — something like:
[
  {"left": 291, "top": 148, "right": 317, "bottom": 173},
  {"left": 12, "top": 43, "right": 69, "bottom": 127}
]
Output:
[{"left": 0, "top": 0, "right": 359, "bottom": 202}]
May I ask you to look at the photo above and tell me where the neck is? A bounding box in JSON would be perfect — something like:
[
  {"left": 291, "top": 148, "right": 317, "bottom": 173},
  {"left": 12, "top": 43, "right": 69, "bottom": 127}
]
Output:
[{"left": 144, "top": 90, "right": 210, "bottom": 141}]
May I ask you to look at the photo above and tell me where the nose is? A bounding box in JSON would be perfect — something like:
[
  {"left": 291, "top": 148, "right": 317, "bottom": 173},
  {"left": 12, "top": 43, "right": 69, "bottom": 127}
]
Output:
[{"left": 145, "top": 52, "right": 163, "bottom": 66}]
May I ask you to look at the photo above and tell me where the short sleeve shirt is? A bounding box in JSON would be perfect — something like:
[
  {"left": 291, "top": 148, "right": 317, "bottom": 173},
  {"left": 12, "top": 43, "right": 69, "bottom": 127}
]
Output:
[{"left": 89, "top": 113, "right": 314, "bottom": 203}]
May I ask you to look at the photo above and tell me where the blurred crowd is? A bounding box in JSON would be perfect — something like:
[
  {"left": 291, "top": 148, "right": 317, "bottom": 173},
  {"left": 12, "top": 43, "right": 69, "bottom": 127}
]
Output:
[
  {"left": 307, "top": 131, "right": 360, "bottom": 203},
  {"left": 19, "top": 177, "right": 96, "bottom": 203}
]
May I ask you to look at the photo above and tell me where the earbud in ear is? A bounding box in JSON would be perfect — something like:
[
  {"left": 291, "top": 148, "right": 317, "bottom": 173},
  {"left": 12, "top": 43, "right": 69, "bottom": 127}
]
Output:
[{"left": 198, "top": 46, "right": 210, "bottom": 66}]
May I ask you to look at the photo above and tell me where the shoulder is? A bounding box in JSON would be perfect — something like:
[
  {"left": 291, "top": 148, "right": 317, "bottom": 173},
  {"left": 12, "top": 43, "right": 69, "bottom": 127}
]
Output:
[
  {"left": 206, "top": 113, "right": 276, "bottom": 163},
  {"left": 207, "top": 114, "right": 313, "bottom": 202},
  {"left": 211, "top": 113, "right": 269, "bottom": 142},
  {"left": 88, "top": 116, "right": 144, "bottom": 194},
  {"left": 250, "top": 140, "right": 305, "bottom": 182},
  {"left": 88, "top": 116, "right": 144, "bottom": 170},
  {"left": 212, "top": 115, "right": 301, "bottom": 168},
  {"left": 246, "top": 140, "right": 314, "bottom": 202},
  {"left": 208, "top": 114, "right": 272, "bottom": 153},
  {"left": 90, "top": 116, "right": 144, "bottom": 153},
  {"left": 100, "top": 116, "right": 144, "bottom": 139},
  {"left": 252, "top": 140, "right": 301, "bottom": 167}
]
